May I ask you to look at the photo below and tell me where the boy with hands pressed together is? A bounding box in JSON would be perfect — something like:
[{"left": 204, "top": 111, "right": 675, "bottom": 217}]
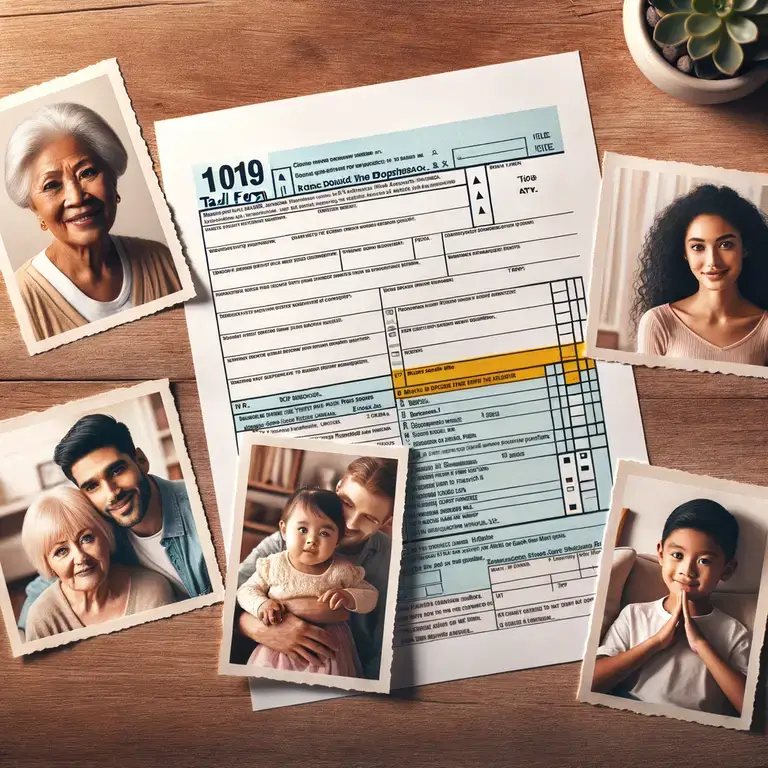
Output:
[{"left": 593, "top": 500, "right": 751, "bottom": 715}]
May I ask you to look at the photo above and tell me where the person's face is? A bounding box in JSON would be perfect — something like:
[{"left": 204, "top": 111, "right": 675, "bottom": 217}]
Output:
[
  {"left": 656, "top": 527, "right": 735, "bottom": 602},
  {"left": 684, "top": 214, "right": 744, "bottom": 293},
  {"left": 27, "top": 135, "right": 117, "bottom": 249},
  {"left": 46, "top": 527, "right": 111, "bottom": 593},
  {"left": 279, "top": 507, "right": 339, "bottom": 567},
  {"left": 70, "top": 446, "right": 152, "bottom": 529},
  {"left": 336, "top": 478, "right": 393, "bottom": 548}
]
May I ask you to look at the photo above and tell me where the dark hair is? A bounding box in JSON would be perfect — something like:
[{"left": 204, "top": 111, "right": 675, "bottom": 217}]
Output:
[
  {"left": 53, "top": 414, "right": 137, "bottom": 483},
  {"left": 341, "top": 456, "right": 397, "bottom": 500},
  {"left": 661, "top": 498, "right": 739, "bottom": 562},
  {"left": 632, "top": 184, "right": 768, "bottom": 329},
  {"left": 282, "top": 487, "right": 346, "bottom": 538}
]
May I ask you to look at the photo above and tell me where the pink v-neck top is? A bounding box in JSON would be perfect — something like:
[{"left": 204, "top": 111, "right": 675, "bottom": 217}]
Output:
[{"left": 637, "top": 304, "right": 768, "bottom": 366}]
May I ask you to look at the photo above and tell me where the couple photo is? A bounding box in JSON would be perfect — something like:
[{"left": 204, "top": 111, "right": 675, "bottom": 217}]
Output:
[
  {"left": 221, "top": 436, "right": 408, "bottom": 694},
  {"left": 0, "top": 382, "right": 222, "bottom": 656}
]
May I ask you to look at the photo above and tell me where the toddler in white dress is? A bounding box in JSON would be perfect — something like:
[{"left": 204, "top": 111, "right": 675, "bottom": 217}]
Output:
[{"left": 237, "top": 487, "right": 378, "bottom": 678}]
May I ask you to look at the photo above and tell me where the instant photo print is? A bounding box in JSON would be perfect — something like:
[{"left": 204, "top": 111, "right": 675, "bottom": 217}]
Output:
[
  {"left": 219, "top": 432, "right": 408, "bottom": 694},
  {"left": 586, "top": 153, "right": 768, "bottom": 379},
  {"left": 578, "top": 461, "right": 768, "bottom": 730},
  {"left": 0, "top": 379, "right": 223, "bottom": 657},
  {"left": 0, "top": 60, "right": 195, "bottom": 355}
]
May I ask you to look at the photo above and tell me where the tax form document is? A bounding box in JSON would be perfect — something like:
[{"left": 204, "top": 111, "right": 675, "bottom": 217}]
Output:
[{"left": 156, "top": 52, "right": 647, "bottom": 710}]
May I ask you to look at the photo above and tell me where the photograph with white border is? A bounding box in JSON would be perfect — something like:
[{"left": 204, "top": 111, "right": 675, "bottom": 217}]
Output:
[
  {"left": 578, "top": 460, "right": 768, "bottom": 730},
  {"left": 0, "top": 59, "right": 195, "bottom": 355},
  {"left": 585, "top": 153, "right": 768, "bottom": 378},
  {"left": 220, "top": 432, "right": 408, "bottom": 694},
  {"left": 0, "top": 379, "right": 223, "bottom": 658}
]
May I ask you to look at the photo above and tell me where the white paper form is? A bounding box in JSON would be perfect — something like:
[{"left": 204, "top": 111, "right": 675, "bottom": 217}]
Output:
[{"left": 156, "top": 52, "right": 648, "bottom": 710}]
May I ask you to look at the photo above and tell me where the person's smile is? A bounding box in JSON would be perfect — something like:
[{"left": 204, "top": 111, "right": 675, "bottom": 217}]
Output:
[
  {"left": 700, "top": 268, "right": 729, "bottom": 280},
  {"left": 63, "top": 203, "right": 104, "bottom": 228},
  {"left": 75, "top": 562, "right": 97, "bottom": 577},
  {"left": 108, "top": 492, "right": 135, "bottom": 516}
]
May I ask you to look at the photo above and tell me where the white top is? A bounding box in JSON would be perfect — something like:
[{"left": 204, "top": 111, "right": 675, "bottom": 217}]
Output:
[
  {"left": 128, "top": 526, "right": 187, "bottom": 594},
  {"left": 598, "top": 598, "right": 751, "bottom": 715},
  {"left": 237, "top": 550, "right": 378, "bottom": 617},
  {"left": 31, "top": 237, "right": 134, "bottom": 323}
]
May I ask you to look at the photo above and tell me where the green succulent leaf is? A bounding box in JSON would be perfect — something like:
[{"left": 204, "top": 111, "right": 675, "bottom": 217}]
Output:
[
  {"left": 693, "top": 0, "right": 716, "bottom": 11},
  {"left": 726, "top": 14, "right": 759, "bottom": 41},
  {"left": 715, "top": 0, "right": 735, "bottom": 16},
  {"left": 749, "top": 0, "right": 768, "bottom": 15},
  {"left": 694, "top": 55, "right": 722, "bottom": 76},
  {"left": 688, "top": 26, "right": 723, "bottom": 56},
  {"left": 654, "top": 12, "right": 692, "bottom": 44},
  {"left": 686, "top": 12, "right": 723, "bottom": 34},
  {"left": 734, "top": 0, "right": 759, "bottom": 10},
  {"left": 674, "top": 0, "right": 695, "bottom": 8},
  {"left": 714, "top": 28, "right": 745, "bottom": 72},
  {"left": 652, "top": 0, "right": 679, "bottom": 12}
]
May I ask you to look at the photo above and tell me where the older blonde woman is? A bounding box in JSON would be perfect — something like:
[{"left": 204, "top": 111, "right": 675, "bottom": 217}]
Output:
[
  {"left": 21, "top": 485, "right": 175, "bottom": 641},
  {"left": 4, "top": 102, "right": 181, "bottom": 341}
]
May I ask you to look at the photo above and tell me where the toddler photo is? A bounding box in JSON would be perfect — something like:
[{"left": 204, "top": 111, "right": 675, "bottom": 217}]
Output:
[
  {"left": 219, "top": 433, "right": 408, "bottom": 693},
  {"left": 578, "top": 461, "right": 768, "bottom": 730}
]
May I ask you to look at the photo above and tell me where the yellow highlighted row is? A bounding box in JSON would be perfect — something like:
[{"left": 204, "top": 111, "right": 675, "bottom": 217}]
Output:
[
  {"left": 392, "top": 343, "right": 594, "bottom": 398},
  {"left": 394, "top": 365, "right": 547, "bottom": 399}
]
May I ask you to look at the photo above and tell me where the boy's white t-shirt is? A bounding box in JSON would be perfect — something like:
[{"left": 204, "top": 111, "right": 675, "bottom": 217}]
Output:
[
  {"left": 127, "top": 527, "right": 187, "bottom": 595},
  {"left": 597, "top": 598, "right": 751, "bottom": 715}
]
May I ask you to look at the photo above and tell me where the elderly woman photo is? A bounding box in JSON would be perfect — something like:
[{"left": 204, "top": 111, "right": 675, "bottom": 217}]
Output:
[
  {"left": 634, "top": 184, "right": 768, "bottom": 366},
  {"left": 21, "top": 484, "right": 176, "bottom": 640},
  {"left": 4, "top": 102, "right": 182, "bottom": 341}
]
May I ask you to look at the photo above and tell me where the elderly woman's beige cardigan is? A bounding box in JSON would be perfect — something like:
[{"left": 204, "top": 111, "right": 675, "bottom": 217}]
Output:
[
  {"left": 24, "top": 566, "right": 176, "bottom": 641},
  {"left": 15, "top": 235, "right": 182, "bottom": 341}
]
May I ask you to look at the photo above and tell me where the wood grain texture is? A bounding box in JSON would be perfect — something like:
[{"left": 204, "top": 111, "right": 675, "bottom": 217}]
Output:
[{"left": 1, "top": 1, "right": 768, "bottom": 765}]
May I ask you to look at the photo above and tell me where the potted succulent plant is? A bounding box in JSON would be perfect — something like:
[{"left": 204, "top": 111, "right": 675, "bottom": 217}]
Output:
[{"left": 623, "top": 0, "right": 768, "bottom": 104}]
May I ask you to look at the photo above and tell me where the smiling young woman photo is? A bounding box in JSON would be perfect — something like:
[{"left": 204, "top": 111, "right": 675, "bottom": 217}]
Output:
[
  {"left": 3, "top": 102, "right": 182, "bottom": 341},
  {"left": 633, "top": 184, "right": 768, "bottom": 365}
]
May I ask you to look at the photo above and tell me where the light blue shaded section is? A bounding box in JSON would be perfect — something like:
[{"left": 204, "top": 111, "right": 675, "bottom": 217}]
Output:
[{"left": 194, "top": 107, "right": 563, "bottom": 203}]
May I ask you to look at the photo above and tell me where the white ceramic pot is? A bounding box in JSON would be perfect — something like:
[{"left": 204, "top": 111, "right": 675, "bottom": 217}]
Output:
[{"left": 623, "top": 0, "right": 768, "bottom": 104}]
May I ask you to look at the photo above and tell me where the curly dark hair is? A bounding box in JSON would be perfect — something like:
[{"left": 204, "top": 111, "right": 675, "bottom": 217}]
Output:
[{"left": 632, "top": 184, "right": 768, "bottom": 329}]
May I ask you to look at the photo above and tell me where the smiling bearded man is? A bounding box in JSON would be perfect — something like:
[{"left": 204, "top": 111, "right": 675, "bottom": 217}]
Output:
[{"left": 18, "top": 414, "right": 212, "bottom": 632}]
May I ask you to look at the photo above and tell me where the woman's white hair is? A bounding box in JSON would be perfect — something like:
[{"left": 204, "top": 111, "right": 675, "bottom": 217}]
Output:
[
  {"left": 21, "top": 485, "right": 116, "bottom": 580},
  {"left": 4, "top": 102, "right": 128, "bottom": 209}
]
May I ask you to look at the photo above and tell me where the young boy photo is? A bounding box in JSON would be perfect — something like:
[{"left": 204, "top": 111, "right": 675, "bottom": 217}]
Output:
[
  {"left": 578, "top": 461, "right": 768, "bottom": 730},
  {"left": 592, "top": 499, "right": 749, "bottom": 716}
]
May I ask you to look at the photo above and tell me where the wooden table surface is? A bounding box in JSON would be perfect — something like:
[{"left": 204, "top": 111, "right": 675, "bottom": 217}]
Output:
[{"left": 1, "top": 1, "right": 768, "bottom": 766}]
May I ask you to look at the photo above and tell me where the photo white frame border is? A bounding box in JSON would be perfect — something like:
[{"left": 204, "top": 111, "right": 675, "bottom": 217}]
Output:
[
  {"left": 585, "top": 152, "right": 768, "bottom": 379},
  {"left": 577, "top": 460, "right": 768, "bottom": 730},
  {"left": 0, "top": 378, "right": 224, "bottom": 658},
  {"left": 0, "top": 59, "right": 195, "bottom": 356},
  {"left": 219, "top": 431, "right": 409, "bottom": 694}
]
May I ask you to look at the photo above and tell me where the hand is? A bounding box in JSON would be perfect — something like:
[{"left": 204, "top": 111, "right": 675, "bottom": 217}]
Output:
[
  {"left": 318, "top": 588, "right": 354, "bottom": 611},
  {"left": 257, "top": 599, "right": 283, "bottom": 626},
  {"left": 652, "top": 594, "right": 682, "bottom": 652},
  {"left": 680, "top": 590, "right": 705, "bottom": 654},
  {"left": 281, "top": 597, "right": 351, "bottom": 624},
  {"left": 252, "top": 612, "right": 338, "bottom": 666}
]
